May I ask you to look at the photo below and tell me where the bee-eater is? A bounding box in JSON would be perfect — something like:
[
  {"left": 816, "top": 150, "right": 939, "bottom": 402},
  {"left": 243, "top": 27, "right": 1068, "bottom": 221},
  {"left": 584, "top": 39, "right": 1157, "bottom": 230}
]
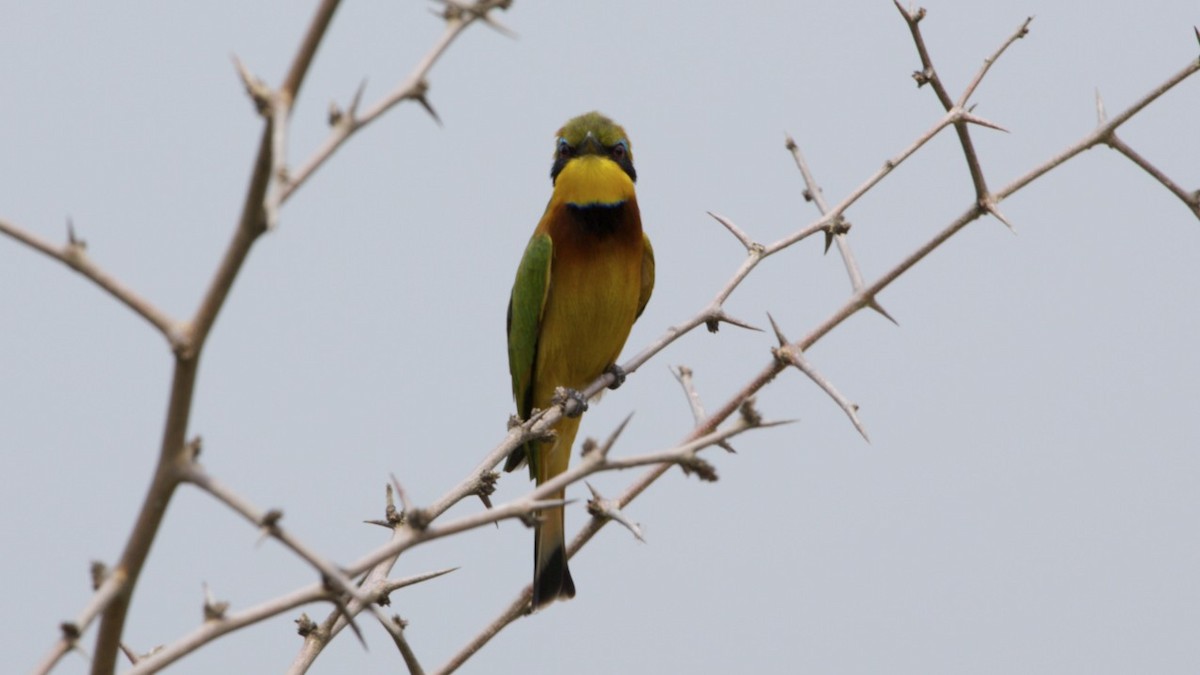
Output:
[{"left": 505, "top": 111, "right": 655, "bottom": 609}]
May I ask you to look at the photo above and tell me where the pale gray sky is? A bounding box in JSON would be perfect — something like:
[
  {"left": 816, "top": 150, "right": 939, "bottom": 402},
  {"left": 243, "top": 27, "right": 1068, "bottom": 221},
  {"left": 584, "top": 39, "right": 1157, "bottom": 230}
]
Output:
[{"left": 3, "top": 2, "right": 1199, "bottom": 674}]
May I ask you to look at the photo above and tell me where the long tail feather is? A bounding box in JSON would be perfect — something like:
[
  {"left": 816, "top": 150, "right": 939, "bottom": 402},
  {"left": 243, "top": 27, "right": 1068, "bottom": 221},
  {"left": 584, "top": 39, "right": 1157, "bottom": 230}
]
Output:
[{"left": 532, "top": 493, "right": 575, "bottom": 609}]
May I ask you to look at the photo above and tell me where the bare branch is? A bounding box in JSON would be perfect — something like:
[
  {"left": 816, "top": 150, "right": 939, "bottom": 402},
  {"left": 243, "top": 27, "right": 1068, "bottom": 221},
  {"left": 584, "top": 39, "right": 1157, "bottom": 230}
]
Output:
[
  {"left": 957, "top": 17, "right": 1033, "bottom": 105},
  {"left": 767, "top": 315, "right": 868, "bottom": 439},
  {"left": 784, "top": 134, "right": 896, "bottom": 322},
  {"left": 181, "top": 463, "right": 376, "bottom": 610},
  {"left": 0, "top": 217, "right": 181, "bottom": 350},
  {"left": 707, "top": 211, "right": 758, "bottom": 251},
  {"left": 431, "top": 593, "right": 529, "bottom": 675},
  {"left": 1107, "top": 134, "right": 1200, "bottom": 219},
  {"left": 126, "top": 567, "right": 455, "bottom": 675},
  {"left": 280, "top": 1, "right": 513, "bottom": 204},
  {"left": 996, "top": 57, "right": 1200, "bottom": 200},
  {"left": 379, "top": 614, "right": 424, "bottom": 675},
  {"left": 125, "top": 583, "right": 334, "bottom": 675},
  {"left": 32, "top": 567, "right": 127, "bottom": 675},
  {"left": 672, "top": 366, "right": 735, "bottom": 453},
  {"left": 895, "top": 1, "right": 1023, "bottom": 205}
]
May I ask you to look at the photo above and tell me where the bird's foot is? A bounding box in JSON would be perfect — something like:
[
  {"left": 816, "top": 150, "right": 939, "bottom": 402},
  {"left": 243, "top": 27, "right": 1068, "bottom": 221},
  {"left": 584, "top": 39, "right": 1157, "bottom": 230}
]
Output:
[
  {"left": 605, "top": 363, "right": 626, "bottom": 390},
  {"left": 553, "top": 387, "right": 589, "bottom": 418}
]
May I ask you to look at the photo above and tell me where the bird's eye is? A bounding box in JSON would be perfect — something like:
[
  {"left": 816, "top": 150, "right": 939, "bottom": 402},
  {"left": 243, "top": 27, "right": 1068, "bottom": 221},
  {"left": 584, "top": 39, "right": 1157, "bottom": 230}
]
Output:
[
  {"left": 556, "top": 138, "right": 573, "bottom": 160},
  {"left": 611, "top": 140, "right": 629, "bottom": 161}
]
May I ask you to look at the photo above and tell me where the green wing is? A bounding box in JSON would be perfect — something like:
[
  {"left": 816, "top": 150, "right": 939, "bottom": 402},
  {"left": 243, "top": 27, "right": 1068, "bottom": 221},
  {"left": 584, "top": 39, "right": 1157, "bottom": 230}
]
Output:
[
  {"left": 504, "top": 233, "right": 553, "bottom": 473},
  {"left": 636, "top": 233, "right": 655, "bottom": 319}
]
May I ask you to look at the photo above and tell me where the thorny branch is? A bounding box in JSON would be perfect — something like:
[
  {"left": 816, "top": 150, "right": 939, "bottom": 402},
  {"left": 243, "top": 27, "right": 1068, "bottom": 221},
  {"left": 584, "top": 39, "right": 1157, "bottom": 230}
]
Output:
[
  {"left": 25, "top": 2, "right": 514, "bottom": 674},
  {"left": 276, "top": 0, "right": 516, "bottom": 207},
  {"left": 16, "top": 3, "right": 1199, "bottom": 675},
  {"left": 672, "top": 366, "right": 736, "bottom": 453},
  {"left": 431, "top": 13, "right": 1200, "bottom": 674},
  {"left": 286, "top": 410, "right": 768, "bottom": 674},
  {"left": 121, "top": 567, "right": 457, "bottom": 675},
  {"left": 0, "top": 218, "right": 183, "bottom": 350}
]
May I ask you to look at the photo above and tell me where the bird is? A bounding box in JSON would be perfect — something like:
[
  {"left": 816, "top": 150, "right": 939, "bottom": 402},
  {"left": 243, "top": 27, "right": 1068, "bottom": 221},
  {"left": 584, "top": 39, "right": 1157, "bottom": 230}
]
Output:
[{"left": 505, "top": 111, "right": 655, "bottom": 609}]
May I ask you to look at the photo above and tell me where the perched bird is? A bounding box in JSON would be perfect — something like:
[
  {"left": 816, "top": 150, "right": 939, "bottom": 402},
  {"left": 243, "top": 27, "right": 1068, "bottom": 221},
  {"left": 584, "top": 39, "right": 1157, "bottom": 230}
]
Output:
[{"left": 505, "top": 111, "right": 655, "bottom": 609}]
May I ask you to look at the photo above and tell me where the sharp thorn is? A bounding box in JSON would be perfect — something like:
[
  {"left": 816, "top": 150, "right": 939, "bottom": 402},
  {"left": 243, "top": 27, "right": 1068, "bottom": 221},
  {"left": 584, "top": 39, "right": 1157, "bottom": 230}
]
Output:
[
  {"left": 415, "top": 94, "right": 442, "bottom": 126},
  {"left": 961, "top": 112, "right": 1009, "bottom": 133},
  {"left": 867, "top": 299, "right": 899, "bottom": 326},
  {"left": 716, "top": 311, "right": 763, "bottom": 332},
  {"left": 1095, "top": 88, "right": 1108, "bottom": 124},
  {"left": 482, "top": 14, "right": 519, "bottom": 39},
  {"left": 766, "top": 312, "right": 790, "bottom": 347},
  {"left": 598, "top": 412, "right": 634, "bottom": 458},
  {"left": 987, "top": 202, "right": 1017, "bottom": 233},
  {"left": 349, "top": 78, "right": 368, "bottom": 118}
]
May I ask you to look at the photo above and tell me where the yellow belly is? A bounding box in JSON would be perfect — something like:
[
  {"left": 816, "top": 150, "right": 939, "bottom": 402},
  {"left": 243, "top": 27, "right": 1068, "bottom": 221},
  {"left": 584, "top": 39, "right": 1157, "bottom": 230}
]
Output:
[{"left": 532, "top": 245, "right": 641, "bottom": 410}]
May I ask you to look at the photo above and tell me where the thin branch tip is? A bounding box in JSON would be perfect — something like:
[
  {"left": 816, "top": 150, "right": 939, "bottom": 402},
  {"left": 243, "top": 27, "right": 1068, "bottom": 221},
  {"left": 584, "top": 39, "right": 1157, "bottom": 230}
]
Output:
[{"left": 708, "top": 211, "right": 757, "bottom": 251}]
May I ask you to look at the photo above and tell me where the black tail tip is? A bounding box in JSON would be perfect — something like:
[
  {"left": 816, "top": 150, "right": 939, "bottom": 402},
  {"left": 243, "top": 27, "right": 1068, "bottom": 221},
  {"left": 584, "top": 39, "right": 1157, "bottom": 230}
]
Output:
[{"left": 532, "top": 547, "right": 576, "bottom": 610}]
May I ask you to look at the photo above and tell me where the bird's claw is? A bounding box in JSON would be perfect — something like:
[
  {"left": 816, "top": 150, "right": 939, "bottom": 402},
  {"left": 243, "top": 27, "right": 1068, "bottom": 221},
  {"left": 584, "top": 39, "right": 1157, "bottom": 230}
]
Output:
[
  {"left": 605, "top": 363, "right": 626, "bottom": 390},
  {"left": 554, "top": 387, "right": 589, "bottom": 418}
]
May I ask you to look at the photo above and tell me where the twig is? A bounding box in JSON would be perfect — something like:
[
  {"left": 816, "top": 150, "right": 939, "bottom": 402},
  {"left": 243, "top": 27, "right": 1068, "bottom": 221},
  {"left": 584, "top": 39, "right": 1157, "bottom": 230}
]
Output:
[
  {"left": 957, "top": 17, "right": 1033, "bottom": 106},
  {"left": 0, "top": 217, "right": 181, "bottom": 351},
  {"left": 1106, "top": 132, "right": 1200, "bottom": 219},
  {"left": 180, "top": 464, "right": 373, "bottom": 639},
  {"left": 31, "top": 568, "right": 127, "bottom": 675},
  {"left": 768, "top": 315, "right": 869, "bottom": 441},
  {"left": 894, "top": 1, "right": 1020, "bottom": 203},
  {"left": 125, "top": 584, "right": 331, "bottom": 675},
  {"left": 278, "top": 0, "right": 514, "bottom": 204},
  {"left": 707, "top": 211, "right": 758, "bottom": 251},
  {"left": 125, "top": 567, "right": 455, "bottom": 675},
  {"left": 995, "top": 57, "right": 1200, "bottom": 201},
  {"left": 671, "top": 366, "right": 735, "bottom": 453},
  {"left": 783, "top": 136, "right": 896, "bottom": 323},
  {"left": 379, "top": 614, "right": 424, "bottom": 675}
]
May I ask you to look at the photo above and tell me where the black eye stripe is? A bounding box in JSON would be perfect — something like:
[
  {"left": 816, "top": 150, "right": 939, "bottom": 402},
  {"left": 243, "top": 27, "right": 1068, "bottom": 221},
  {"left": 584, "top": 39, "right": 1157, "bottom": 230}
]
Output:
[{"left": 549, "top": 136, "right": 637, "bottom": 184}]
